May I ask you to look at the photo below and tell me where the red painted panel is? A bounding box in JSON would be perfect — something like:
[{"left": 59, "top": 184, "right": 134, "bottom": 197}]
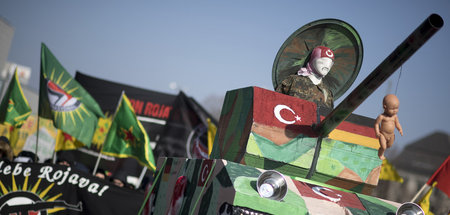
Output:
[
  {"left": 253, "top": 87, "right": 317, "bottom": 130},
  {"left": 293, "top": 180, "right": 366, "bottom": 210}
]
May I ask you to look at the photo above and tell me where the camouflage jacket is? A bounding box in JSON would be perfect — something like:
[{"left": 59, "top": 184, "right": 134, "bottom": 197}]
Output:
[{"left": 276, "top": 75, "right": 334, "bottom": 109}]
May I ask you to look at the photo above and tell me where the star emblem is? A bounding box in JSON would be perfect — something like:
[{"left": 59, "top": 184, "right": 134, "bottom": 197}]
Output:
[
  {"left": 120, "top": 126, "right": 139, "bottom": 148},
  {"left": 63, "top": 132, "right": 74, "bottom": 142}
]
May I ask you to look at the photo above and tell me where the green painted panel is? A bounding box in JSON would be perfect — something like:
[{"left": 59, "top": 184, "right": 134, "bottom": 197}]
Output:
[
  {"left": 250, "top": 132, "right": 316, "bottom": 163},
  {"left": 233, "top": 176, "right": 309, "bottom": 215},
  {"left": 316, "top": 138, "right": 381, "bottom": 181},
  {"left": 357, "top": 194, "right": 398, "bottom": 214}
]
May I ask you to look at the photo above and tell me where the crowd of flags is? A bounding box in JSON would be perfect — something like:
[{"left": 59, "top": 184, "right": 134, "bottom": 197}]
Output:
[
  {"left": 1, "top": 43, "right": 219, "bottom": 172},
  {"left": 1, "top": 43, "right": 159, "bottom": 170},
  {"left": 0, "top": 42, "right": 448, "bottom": 213}
]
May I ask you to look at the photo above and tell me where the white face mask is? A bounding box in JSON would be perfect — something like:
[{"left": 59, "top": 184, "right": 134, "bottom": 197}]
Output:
[{"left": 312, "top": 57, "right": 334, "bottom": 77}]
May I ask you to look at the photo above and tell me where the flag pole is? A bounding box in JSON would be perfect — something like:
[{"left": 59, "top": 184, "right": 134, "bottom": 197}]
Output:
[
  {"left": 36, "top": 68, "right": 42, "bottom": 163},
  {"left": 138, "top": 158, "right": 167, "bottom": 215},
  {"left": 92, "top": 91, "right": 125, "bottom": 175},
  {"left": 136, "top": 166, "right": 148, "bottom": 189},
  {"left": 411, "top": 183, "right": 430, "bottom": 203},
  {"left": 92, "top": 150, "right": 103, "bottom": 175}
]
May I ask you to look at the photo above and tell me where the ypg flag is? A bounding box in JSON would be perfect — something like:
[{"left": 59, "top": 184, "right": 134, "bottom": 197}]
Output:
[
  {"left": 0, "top": 69, "right": 32, "bottom": 144},
  {"left": 102, "top": 92, "right": 156, "bottom": 170},
  {"left": 55, "top": 129, "right": 84, "bottom": 151},
  {"left": 0, "top": 69, "right": 32, "bottom": 128},
  {"left": 39, "top": 43, "right": 104, "bottom": 146}
]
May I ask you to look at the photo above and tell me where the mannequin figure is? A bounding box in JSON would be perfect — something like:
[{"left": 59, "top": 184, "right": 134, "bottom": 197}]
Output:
[{"left": 276, "top": 46, "right": 335, "bottom": 108}]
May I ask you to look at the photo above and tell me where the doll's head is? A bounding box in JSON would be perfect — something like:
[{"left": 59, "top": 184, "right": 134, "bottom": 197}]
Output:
[
  {"left": 383, "top": 94, "right": 399, "bottom": 116},
  {"left": 310, "top": 46, "right": 335, "bottom": 77}
]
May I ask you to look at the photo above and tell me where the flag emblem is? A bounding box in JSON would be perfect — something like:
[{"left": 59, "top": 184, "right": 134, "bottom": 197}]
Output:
[
  {"left": 119, "top": 126, "right": 139, "bottom": 148},
  {"left": 47, "top": 80, "right": 81, "bottom": 111}
]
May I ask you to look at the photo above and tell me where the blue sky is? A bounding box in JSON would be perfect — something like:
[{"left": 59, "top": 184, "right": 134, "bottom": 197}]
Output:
[{"left": 1, "top": 0, "right": 449, "bottom": 151}]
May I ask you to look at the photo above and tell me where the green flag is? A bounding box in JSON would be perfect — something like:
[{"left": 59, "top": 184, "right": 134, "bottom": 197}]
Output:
[
  {"left": 0, "top": 69, "right": 32, "bottom": 127},
  {"left": 102, "top": 92, "right": 156, "bottom": 170},
  {"left": 39, "top": 43, "right": 104, "bottom": 146}
]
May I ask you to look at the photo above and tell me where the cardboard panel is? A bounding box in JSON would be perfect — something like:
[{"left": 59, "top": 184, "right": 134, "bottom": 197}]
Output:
[
  {"left": 210, "top": 87, "right": 382, "bottom": 193},
  {"left": 150, "top": 158, "right": 399, "bottom": 215}
]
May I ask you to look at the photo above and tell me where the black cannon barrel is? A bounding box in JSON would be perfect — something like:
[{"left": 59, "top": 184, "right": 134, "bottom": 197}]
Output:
[{"left": 316, "top": 14, "right": 444, "bottom": 137}]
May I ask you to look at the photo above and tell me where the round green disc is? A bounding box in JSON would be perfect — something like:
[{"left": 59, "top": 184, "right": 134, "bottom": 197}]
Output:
[{"left": 272, "top": 19, "right": 363, "bottom": 100}]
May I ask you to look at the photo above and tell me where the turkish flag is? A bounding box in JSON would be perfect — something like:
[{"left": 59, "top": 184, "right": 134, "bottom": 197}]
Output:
[
  {"left": 426, "top": 156, "right": 450, "bottom": 198},
  {"left": 293, "top": 180, "right": 366, "bottom": 210},
  {"left": 253, "top": 88, "right": 317, "bottom": 129}
]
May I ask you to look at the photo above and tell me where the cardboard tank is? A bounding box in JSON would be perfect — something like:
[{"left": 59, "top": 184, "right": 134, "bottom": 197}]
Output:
[{"left": 145, "top": 14, "right": 443, "bottom": 215}]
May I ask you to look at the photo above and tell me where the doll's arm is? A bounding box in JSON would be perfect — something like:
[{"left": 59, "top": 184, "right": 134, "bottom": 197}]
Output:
[
  {"left": 374, "top": 115, "right": 382, "bottom": 137},
  {"left": 395, "top": 116, "right": 403, "bottom": 136}
]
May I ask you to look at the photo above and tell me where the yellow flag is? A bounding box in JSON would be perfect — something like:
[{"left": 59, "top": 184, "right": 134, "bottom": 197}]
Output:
[
  {"left": 207, "top": 118, "right": 217, "bottom": 157},
  {"left": 419, "top": 182, "right": 437, "bottom": 215},
  {"left": 379, "top": 159, "right": 404, "bottom": 183},
  {"left": 55, "top": 129, "right": 84, "bottom": 151},
  {"left": 91, "top": 116, "right": 112, "bottom": 150}
]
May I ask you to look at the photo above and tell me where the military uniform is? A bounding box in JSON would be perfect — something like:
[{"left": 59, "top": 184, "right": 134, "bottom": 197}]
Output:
[{"left": 276, "top": 75, "right": 334, "bottom": 109}]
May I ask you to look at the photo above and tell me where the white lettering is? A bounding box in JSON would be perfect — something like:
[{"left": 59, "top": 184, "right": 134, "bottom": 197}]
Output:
[
  {"left": 38, "top": 166, "right": 55, "bottom": 182},
  {"left": 68, "top": 174, "right": 79, "bottom": 184},
  {"left": 57, "top": 167, "right": 71, "bottom": 185},
  {"left": 98, "top": 185, "right": 109, "bottom": 196},
  {"left": 4, "top": 165, "right": 11, "bottom": 175},
  {"left": 87, "top": 183, "right": 100, "bottom": 193},
  {"left": 79, "top": 177, "right": 90, "bottom": 188},
  {"left": 24, "top": 167, "right": 31, "bottom": 177},
  {"left": 13, "top": 163, "right": 22, "bottom": 175},
  {"left": 53, "top": 170, "right": 63, "bottom": 181}
]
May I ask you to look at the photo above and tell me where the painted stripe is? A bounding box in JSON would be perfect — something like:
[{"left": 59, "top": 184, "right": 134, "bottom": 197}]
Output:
[
  {"left": 320, "top": 116, "right": 376, "bottom": 138},
  {"left": 329, "top": 129, "right": 379, "bottom": 149}
]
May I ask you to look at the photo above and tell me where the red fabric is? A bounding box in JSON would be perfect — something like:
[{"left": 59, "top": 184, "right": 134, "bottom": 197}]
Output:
[
  {"left": 313, "top": 46, "right": 335, "bottom": 60},
  {"left": 427, "top": 156, "right": 450, "bottom": 198}
]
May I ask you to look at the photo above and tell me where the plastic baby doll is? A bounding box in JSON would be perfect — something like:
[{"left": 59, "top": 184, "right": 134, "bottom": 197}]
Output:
[{"left": 374, "top": 94, "right": 403, "bottom": 160}]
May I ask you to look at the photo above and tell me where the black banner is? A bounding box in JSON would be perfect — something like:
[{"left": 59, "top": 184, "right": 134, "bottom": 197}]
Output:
[
  {"left": 0, "top": 161, "right": 144, "bottom": 215},
  {"left": 154, "top": 91, "right": 217, "bottom": 158},
  {"left": 75, "top": 71, "right": 177, "bottom": 144}
]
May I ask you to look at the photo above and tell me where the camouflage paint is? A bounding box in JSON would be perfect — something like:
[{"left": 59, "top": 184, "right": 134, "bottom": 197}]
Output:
[
  {"left": 211, "top": 87, "right": 381, "bottom": 193},
  {"left": 150, "top": 158, "right": 400, "bottom": 215}
]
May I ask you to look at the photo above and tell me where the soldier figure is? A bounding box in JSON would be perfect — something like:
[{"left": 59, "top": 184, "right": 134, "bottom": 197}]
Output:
[{"left": 276, "top": 46, "right": 335, "bottom": 109}]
